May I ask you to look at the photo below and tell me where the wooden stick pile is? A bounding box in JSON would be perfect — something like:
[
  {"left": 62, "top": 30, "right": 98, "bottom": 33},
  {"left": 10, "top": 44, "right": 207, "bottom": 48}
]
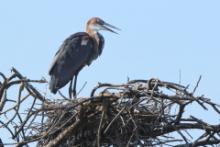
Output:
[{"left": 0, "top": 68, "right": 220, "bottom": 147}]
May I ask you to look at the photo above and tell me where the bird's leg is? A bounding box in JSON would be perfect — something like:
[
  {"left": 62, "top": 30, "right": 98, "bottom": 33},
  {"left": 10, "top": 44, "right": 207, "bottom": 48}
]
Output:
[
  {"left": 72, "top": 73, "right": 78, "bottom": 99},
  {"left": 69, "top": 78, "right": 73, "bottom": 99}
]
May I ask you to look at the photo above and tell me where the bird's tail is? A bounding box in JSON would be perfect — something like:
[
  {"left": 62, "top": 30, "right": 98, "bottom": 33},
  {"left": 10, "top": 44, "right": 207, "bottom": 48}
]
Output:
[{"left": 49, "top": 75, "right": 58, "bottom": 94}]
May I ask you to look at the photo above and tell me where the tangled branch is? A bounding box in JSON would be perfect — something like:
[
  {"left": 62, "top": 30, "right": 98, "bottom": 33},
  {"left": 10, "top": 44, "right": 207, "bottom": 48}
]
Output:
[{"left": 0, "top": 68, "right": 220, "bottom": 147}]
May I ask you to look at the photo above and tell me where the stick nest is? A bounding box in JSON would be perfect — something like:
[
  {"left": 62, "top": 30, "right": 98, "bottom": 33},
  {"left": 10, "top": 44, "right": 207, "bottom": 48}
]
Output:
[{"left": 0, "top": 68, "right": 220, "bottom": 147}]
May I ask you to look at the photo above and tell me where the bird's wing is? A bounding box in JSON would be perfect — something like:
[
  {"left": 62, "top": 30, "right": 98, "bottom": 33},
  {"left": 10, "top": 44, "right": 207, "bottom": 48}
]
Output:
[{"left": 48, "top": 32, "right": 95, "bottom": 88}]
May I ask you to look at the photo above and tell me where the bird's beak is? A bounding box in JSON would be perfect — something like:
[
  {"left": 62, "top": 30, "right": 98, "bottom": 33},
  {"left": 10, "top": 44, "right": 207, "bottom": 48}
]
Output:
[{"left": 101, "top": 22, "right": 121, "bottom": 34}]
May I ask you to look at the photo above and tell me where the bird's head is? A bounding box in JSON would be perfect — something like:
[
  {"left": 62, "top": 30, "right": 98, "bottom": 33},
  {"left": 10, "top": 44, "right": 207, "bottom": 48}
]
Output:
[{"left": 86, "top": 17, "right": 120, "bottom": 34}]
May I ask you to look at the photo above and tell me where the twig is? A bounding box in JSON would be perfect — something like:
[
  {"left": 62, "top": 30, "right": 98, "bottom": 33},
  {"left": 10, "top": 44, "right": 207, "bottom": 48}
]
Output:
[
  {"left": 44, "top": 120, "right": 80, "bottom": 147},
  {"left": 192, "top": 75, "right": 202, "bottom": 95},
  {"left": 97, "top": 111, "right": 105, "bottom": 147}
]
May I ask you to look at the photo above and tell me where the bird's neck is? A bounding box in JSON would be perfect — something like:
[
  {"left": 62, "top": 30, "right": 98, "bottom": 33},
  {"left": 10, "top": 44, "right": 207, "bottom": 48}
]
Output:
[
  {"left": 86, "top": 29, "right": 100, "bottom": 58},
  {"left": 87, "top": 29, "right": 99, "bottom": 46}
]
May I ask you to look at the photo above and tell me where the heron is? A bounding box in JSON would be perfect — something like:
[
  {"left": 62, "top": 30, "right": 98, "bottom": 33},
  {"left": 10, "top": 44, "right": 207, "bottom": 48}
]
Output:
[{"left": 48, "top": 17, "right": 120, "bottom": 98}]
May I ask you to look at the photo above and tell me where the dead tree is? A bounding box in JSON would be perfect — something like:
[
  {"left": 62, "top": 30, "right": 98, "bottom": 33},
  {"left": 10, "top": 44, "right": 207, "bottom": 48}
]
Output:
[{"left": 0, "top": 68, "right": 220, "bottom": 147}]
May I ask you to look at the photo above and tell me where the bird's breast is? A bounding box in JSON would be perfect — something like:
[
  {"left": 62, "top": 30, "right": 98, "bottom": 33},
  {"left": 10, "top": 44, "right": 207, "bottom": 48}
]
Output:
[{"left": 80, "top": 36, "right": 99, "bottom": 66}]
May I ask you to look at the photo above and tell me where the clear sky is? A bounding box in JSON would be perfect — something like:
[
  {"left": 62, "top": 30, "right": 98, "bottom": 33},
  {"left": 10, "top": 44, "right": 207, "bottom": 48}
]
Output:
[{"left": 0, "top": 0, "right": 220, "bottom": 145}]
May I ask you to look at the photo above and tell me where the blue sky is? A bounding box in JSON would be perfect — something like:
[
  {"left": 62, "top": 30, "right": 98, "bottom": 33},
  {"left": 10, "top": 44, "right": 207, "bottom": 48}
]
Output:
[{"left": 0, "top": 0, "right": 220, "bottom": 145}]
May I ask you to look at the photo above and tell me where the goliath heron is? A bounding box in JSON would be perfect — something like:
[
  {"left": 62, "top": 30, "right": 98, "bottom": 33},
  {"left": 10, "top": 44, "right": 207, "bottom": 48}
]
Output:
[{"left": 49, "top": 17, "right": 120, "bottom": 98}]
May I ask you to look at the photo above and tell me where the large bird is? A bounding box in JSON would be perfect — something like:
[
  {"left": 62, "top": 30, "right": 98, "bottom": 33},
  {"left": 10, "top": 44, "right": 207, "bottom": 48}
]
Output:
[{"left": 49, "top": 17, "right": 119, "bottom": 97}]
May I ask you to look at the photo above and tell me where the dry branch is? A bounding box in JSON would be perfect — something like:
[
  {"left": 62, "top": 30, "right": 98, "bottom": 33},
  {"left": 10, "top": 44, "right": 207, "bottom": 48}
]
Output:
[{"left": 0, "top": 68, "right": 220, "bottom": 147}]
